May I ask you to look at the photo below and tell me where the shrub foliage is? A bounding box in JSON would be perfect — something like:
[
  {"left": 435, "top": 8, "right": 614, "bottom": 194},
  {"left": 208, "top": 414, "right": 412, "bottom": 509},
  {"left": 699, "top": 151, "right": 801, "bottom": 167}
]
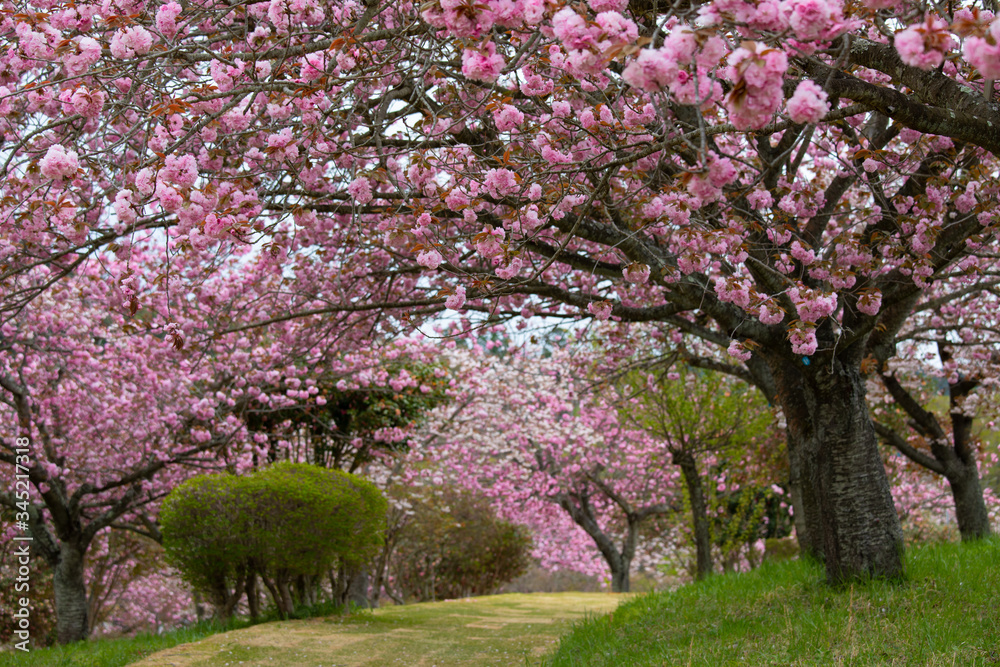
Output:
[
  {"left": 390, "top": 488, "right": 532, "bottom": 602},
  {"left": 160, "top": 463, "right": 387, "bottom": 618}
]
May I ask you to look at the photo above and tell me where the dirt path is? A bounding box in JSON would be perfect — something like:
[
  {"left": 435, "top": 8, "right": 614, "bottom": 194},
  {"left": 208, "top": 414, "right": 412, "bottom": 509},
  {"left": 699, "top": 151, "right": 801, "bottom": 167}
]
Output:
[{"left": 133, "top": 592, "right": 629, "bottom": 667}]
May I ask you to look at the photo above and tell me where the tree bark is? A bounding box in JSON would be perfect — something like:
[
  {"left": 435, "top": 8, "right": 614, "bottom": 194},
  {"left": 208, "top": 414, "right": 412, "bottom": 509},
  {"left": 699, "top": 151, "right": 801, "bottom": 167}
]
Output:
[
  {"left": 245, "top": 571, "right": 260, "bottom": 621},
  {"left": 276, "top": 571, "right": 295, "bottom": 617},
  {"left": 259, "top": 572, "right": 285, "bottom": 618},
  {"left": 211, "top": 566, "right": 246, "bottom": 621},
  {"left": 769, "top": 357, "right": 826, "bottom": 562},
  {"left": 610, "top": 558, "right": 630, "bottom": 593},
  {"left": 673, "top": 450, "right": 713, "bottom": 580},
  {"left": 345, "top": 567, "right": 372, "bottom": 609},
  {"left": 877, "top": 362, "right": 992, "bottom": 542},
  {"left": 555, "top": 491, "right": 632, "bottom": 592},
  {"left": 53, "top": 541, "right": 90, "bottom": 644},
  {"left": 948, "top": 462, "right": 991, "bottom": 540},
  {"left": 946, "top": 382, "right": 992, "bottom": 540},
  {"left": 769, "top": 354, "right": 903, "bottom": 583}
]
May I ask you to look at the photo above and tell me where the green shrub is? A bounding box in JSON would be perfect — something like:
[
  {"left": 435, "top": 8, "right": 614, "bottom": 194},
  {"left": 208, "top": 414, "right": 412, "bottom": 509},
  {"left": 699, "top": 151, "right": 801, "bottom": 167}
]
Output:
[
  {"left": 160, "top": 463, "right": 387, "bottom": 619},
  {"left": 390, "top": 488, "right": 532, "bottom": 602}
]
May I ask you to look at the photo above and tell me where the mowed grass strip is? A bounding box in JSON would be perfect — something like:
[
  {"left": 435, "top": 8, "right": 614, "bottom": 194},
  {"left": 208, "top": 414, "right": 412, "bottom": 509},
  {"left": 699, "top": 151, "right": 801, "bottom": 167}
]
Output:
[
  {"left": 133, "top": 592, "right": 627, "bottom": 667},
  {"left": 544, "top": 538, "right": 1000, "bottom": 666}
]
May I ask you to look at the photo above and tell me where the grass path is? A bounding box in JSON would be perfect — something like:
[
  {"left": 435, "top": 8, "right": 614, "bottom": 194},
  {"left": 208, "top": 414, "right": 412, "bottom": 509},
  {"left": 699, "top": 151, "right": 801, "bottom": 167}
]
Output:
[{"left": 132, "top": 593, "right": 629, "bottom": 667}]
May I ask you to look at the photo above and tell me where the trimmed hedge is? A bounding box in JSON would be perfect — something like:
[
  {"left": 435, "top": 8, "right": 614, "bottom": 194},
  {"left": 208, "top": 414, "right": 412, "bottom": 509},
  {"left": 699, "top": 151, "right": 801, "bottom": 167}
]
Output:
[{"left": 160, "top": 463, "right": 387, "bottom": 618}]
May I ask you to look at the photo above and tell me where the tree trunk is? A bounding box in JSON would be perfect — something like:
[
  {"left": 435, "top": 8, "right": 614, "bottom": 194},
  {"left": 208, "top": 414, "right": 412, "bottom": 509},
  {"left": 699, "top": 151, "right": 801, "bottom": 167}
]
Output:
[
  {"left": 770, "top": 354, "right": 903, "bottom": 584},
  {"left": 786, "top": 426, "right": 824, "bottom": 562},
  {"left": 212, "top": 567, "right": 246, "bottom": 621},
  {"left": 53, "top": 542, "right": 90, "bottom": 644},
  {"left": 245, "top": 571, "right": 260, "bottom": 621},
  {"left": 813, "top": 363, "right": 904, "bottom": 583},
  {"left": 610, "top": 559, "right": 630, "bottom": 593},
  {"left": 876, "top": 357, "right": 992, "bottom": 542},
  {"left": 346, "top": 567, "right": 371, "bottom": 609},
  {"left": 770, "top": 358, "right": 825, "bottom": 562},
  {"left": 555, "top": 492, "right": 632, "bottom": 592},
  {"left": 259, "top": 573, "right": 285, "bottom": 619},
  {"left": 276, "top": 572, "right": 295, "bottom": 617},
  {"left": 947, "top": 461, "right": 992, "bottom": 540},
  {"left": 947, "top": 389, "right": 992, "bottom": 540},
  {"left": 673, "top": 450, "right": 713, "bottom": 580},
  {"left": 193, "top": 590, "right": 207, "bottom": 622}
]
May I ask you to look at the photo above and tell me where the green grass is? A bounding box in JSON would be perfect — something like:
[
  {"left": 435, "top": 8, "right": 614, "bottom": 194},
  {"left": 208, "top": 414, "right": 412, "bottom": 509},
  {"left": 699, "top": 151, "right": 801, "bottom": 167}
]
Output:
[
  {"left": 7, "top": 541, "right": 999, "bottom": 666},
  {"left": 0, "top": 600, "right": 345, "bottom": 667},
  {"left": 0, "top": 619, "right": 240, "bottom": 667},
  {"left": 0, "top": 593, "right": 627, "bottom": 667},
  {"left": 544, "top": 538, "right": 1000, "bottom": 666}
]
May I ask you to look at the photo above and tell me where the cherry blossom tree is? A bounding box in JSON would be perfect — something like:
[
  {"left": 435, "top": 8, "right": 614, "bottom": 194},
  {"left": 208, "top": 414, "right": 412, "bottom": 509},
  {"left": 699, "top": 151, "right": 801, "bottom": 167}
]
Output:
[
  {"left": 0, "top": 238, "right": 429, "bottom": 641},
  {"left": 0, "top": 264, "right": 250, "bottom": 643},
  {"left": 871, "top": 336, "right": 1000, "bottom": 540},
  {"left": 617, "top": 366, "right": 779, "bottom": 579},
  {"left": 414, "top": 343, "right": 689, "bottom": 592},
  {"left": 7, "top": 0, "right": 1000, "bottom": 584}
]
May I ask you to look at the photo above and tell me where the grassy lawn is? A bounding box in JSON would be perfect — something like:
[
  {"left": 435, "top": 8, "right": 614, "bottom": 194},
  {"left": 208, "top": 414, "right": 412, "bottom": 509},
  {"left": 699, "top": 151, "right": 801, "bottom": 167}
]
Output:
[
  {"left": 0, "top": 619, "right": 254, "bottom": 667},
  {"left": 6, "top": 539, "right": 998, "bottom": 666},
  {"left": 544, "top": 538, "right": 1000, "bottom": 666},
  {"left": 1, "top": 593, "right": 627, "bottom": 667}
]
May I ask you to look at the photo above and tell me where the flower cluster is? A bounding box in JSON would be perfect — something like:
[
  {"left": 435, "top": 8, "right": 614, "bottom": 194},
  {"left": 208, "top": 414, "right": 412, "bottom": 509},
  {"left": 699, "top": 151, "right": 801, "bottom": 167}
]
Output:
[
  {"left": 623, "top": 27, "right": 726, "bottom": 107},
  {"left": 724, "top": 42, "right": 788, "bottom": 130},
  {"left": 895, "top": 15, "right": 955, "bottom": 70}
]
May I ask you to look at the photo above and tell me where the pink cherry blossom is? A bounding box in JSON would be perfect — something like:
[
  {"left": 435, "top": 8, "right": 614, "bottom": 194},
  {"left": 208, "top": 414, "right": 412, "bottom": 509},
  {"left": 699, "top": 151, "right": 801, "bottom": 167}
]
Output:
[
  {"left": 728, "top": 340, "right": 753, "bottom": 361},
  {"left": 446, "top": 285, "right": 467, "bottom": 310},
  {"left": 39, "top": 145, "right": 80, "bottom": 180},
  {"left": 895, "top": 16, "right": 955, "bottom": 70},
  {"left": 588, "top": 301, "right": 613, "bottom": 320},
  {"left": 588, "top": 0, "right": 627, "bottom": 11},
  {"left": 494, "top": 104, "right": 524, "bottom": 132},
  {"left": 964, "top": 18, "right": 1000, "bottom": 79},
  {"left": 857, "top": 290, "right": 882, "bottom": 316},
  {"left": 113, "top": 190, "right": 139, "bottom": 227},
  {"left": 110, "top": 26, "right": 154, "bottom": 60},
  {"left": 476, "top": 225, "right": 506, "bottom": 258},
  {"left": 348, "top": 177, "right": 373, "bottom": 204},
  {"left": 788, "top": 327, "right": 818, "bottom": 356},
  {"left": 156, "top": 2, "right": 183, "bottom": 40},
  {"left": 62, "top": 37, "right": 102, "bottom": 76},
  {"left": 787, "top": 80, "right": 829, "bottom": 124},
  {"left": 622, "top": 263, "right": 651, "bottom": 284},
  {"left": 780, "top": 0, "right": 845, "bottom": 41},
  {"left": 758, "top": 301, "right": 786, "bottom": 325},
  {"left": 484, "top": 168, "right": 519, "bottom": 198},
  {"left": 725, "top": 42, "right": 788, "bottom": 130},
  {"left": 417, "top": 249, "right": 444, "bottom": 269},
  {"left": 462, "top": 42, "right": 505, "bottom": 82},
  {"left": 161, "top": 154, "right": 199, "bottom": 188}
]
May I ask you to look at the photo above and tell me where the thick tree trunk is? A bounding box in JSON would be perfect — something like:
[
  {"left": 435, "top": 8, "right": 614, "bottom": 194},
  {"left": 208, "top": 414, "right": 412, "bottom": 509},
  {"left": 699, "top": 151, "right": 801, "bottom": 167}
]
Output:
[
  {"left": 53, "top": 542, "right": 90, "bottom": 644},
  {"left": 770, "top": 354, "right": 903, "bottom": 583},
  {"left": 813, "top": 364, "right": 904, "bottom": 583},
  {"left": 673, "top": 450, "right": 713, "bottom": 580},
  {"left": 770, "top": 359, "right": 825, "bottom": 562},
  {"left": 785, "top": 426, "right": 824, "bottom": 562}
]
